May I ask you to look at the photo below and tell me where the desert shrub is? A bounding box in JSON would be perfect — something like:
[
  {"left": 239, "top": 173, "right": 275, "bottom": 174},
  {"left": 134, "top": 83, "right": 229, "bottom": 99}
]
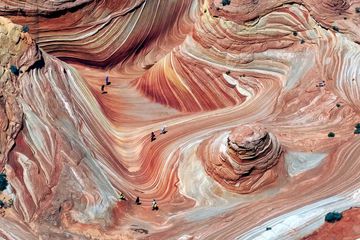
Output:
[
  {"left": 328, "top": 132, "right": 335, "bottom": 138},
  {"left": 0, "top": 173, "right": 8, "bottom": 191},
  {"left": 10, "top": 65, "right": 19, "bottom": 76},
  {"left": 22, "top": 25, "right": 29, "bottom": 33},
  {"left": 325, "top": 212, "right": 342, "bottom": 223},
  {"left": 222, "top": 0, "right": 231, "bottom": 6}
]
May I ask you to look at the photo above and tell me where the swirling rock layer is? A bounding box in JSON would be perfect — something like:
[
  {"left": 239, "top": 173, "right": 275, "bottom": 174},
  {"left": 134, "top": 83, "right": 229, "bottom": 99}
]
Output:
[{"left": 0, "top": 0, "right": 360, "bottom": 239}]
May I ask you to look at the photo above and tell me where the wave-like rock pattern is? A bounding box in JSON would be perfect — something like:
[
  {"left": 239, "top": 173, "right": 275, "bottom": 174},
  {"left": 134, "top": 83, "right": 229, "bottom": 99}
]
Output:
[
  {"left": 1, "top": 0, "right": 360, "bottom": 239},
  {"left": 0, "top": 0, "right": 93, "bottom": 16},
  {"left": 2, "top": 0, "right": 196, "bottom": 69}
]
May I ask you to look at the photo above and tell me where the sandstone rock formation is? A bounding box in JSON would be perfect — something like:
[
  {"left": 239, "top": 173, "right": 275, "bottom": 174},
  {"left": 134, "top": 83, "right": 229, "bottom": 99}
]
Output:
[
  {"left": 0, "top": 0, "right": 359, "bottom": 239},
  {"left": 203, "top": 125, "right": 282, "bottom": 193},
  {"left": 0, "top": 16, "right": 38, "bottom": 167}
]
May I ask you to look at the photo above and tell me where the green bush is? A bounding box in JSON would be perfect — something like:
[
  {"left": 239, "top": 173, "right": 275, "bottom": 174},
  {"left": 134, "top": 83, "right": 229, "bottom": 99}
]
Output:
[
  {"left": 0, "top": 173, "right": 8, "bottom": 191},
  {"left": 22, "top": 25, "right": 29, "bottom": 33},
  {"left": 10, "top": 65, "right": 19, "bottom": 76},
  {"left": 355, "top": 123, "right": 360, "bottom": 129},
  {"left": 325, "top": 212, "right": 342, "bottom": 223},
  {"left": 328, "top": 132, "right": 335, "bottom": 138},
  {"left": 222, "top": 0, "right": 231, "bottom": 6}
]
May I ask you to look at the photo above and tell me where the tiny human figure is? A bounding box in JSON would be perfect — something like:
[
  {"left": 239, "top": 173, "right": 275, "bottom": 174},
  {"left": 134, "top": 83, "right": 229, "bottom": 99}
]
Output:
[
  {"left": 151, "top": 132, "right": 156, "bottom": 142},
  {"left": 135, "top": 197, "right": 141, "bottom": 205},
  {"left": 105, "top": 76, "right": 111, "bottom": 86},
  {"left": 160, "top": 126, "right": 167, "bottom": 135},
  {"left": 316, "top": 81, "right": 325, "bottom": 88},
  {"left": 101, "top": 84, "right": 107, "bottom": 94},
  {"left": 152, "top": 199, "right": 158, "bottom": 211},
  {"left": 118, "top": 192, "right": 126, "bottom": 201},
  {"left": 7, "top": 199, "right": 13, "bottom": 207}
]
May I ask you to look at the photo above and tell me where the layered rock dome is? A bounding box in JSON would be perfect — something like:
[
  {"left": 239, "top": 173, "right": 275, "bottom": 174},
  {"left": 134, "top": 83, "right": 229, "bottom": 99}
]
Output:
[{"left": 203, "top": 125, "right": 282, "bottom": 193}]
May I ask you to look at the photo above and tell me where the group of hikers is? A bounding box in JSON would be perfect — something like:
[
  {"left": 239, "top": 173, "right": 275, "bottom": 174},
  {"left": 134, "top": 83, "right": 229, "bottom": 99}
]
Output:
[
  {"left": 151, "top": 126, "right": 167, "bottom": 142},
  {"left": 101, "top": 74, "right": 162, "bottom": 211},
  {"left": 118, "top": 193, "right": 159, "bottom": 211}
]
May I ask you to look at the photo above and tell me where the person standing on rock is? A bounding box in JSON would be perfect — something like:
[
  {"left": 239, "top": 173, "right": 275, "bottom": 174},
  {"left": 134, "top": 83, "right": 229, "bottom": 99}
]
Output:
[
  {"left": 105, "top": 76, "right": 111, "bottom": 86},
  {"left": 151, "top": 132, "right": 156, "bottom": 142},
  {"left": 152, "top": 199, "right": 158, "bottom": 211},
  {"left": 118, "top": 192, "right": 126, "bottom": 201},
  {"left": 160, "top": 126, "right": 167, "bottom": 134}
]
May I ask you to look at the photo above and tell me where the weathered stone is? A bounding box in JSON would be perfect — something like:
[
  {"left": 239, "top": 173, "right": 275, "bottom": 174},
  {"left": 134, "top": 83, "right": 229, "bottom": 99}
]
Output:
[
  {"left": 9, "top": 27, "right": 20, "bottom": 44},
  {"left": 0, "top": 25, "right": 8, "bottom": 35}
]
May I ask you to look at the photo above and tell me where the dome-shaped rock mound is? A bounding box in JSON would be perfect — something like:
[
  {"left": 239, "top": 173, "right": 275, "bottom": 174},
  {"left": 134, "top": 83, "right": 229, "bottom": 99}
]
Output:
[{"left": 203, "top": 125, "right": 283, "bottom": 193}]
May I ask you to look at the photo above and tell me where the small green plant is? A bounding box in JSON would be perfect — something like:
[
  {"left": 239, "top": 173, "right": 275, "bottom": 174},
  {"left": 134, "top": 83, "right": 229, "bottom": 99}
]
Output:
[
  {"left": 300, "top": 39, "right": 305, "bottom": 44},
  {"left": 22, "top": 25, "right": 29, "bottom": 33},
  {"left": 222, "top": 0, "right": 231, "bottom": 6},
  {"left": 332, "top": 26, "right": 340, "bottom": 32},
  {"left": 0, "top": 173, "right": 8, "bottom": 191},
  {"left": 10, "top": 65, "right": 19, "bottom": 76},
  {"left": 328, "top": 132, "right": 335, "bottom": 138},
  {"left": 0, "top": 200, "right": 4, "bottom": 208},
  {"left": 355, "top": 123, "right": 360, "bottom": 129},
  {"left": 325, "top": 212, "right": 342, "bottom": 223}
]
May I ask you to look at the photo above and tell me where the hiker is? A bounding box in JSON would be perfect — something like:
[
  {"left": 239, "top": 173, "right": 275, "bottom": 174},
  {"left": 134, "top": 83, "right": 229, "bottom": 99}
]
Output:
[
  {"left": 118, "top": 192, "right": 126, "bottom": 201},
  {"left": 101, "top": 84, "right": 107, "bottom": 94},
  {"left": 105, "top": 76, "right": 111, "bottom": 86},
  {"left": 151, "top": 132, "right": 156, "bottom": 142},
  {"left": 152, "top": 199, "right": 158, "bottom": 211},
  {"left": 316, "top": 81, "right": 325, "bottom": 87},
  {"left": 160, "top": 126, "right": 167, "bottom": 134},
  {"left": 7, "top": 199, "right": 13, "bottom": 207},
  {"left": 135, "top": 197, "right": 141, "bottom": 205}
]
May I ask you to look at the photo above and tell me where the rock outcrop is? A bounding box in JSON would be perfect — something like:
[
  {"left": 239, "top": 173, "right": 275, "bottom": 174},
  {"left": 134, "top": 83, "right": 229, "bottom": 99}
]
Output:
[
  {"left": 0, "top": 0, "right": 359, "bottom": 239},
  {"left": 0, "top": 16, "right": 40, "bottom": 167},
  {"left": 203, "top": 125, "right": 282, "bottom": 193}
]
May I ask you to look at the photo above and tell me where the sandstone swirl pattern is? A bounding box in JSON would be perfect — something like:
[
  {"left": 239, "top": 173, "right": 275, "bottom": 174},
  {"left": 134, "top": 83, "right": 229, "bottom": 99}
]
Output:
[{"left": 0, "top": 0, "right": 359, "bottom": 239}]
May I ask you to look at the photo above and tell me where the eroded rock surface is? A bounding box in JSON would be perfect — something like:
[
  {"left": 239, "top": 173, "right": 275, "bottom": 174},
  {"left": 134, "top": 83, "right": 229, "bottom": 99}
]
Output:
[{"left": 203, "top": 125, "right": 282, "bottom": 193}]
